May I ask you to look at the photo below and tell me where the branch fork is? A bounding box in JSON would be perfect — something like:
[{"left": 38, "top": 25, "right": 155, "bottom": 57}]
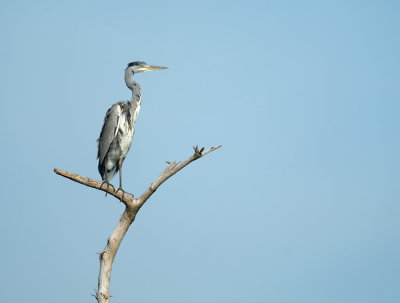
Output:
[{"left": 54, "top": 145, "right": 221, "bottom": 303}]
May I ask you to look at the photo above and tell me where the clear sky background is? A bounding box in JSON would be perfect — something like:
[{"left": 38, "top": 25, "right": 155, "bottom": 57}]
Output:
[{"left": 0, "top": 1, "right": 399, "bottom": 302}]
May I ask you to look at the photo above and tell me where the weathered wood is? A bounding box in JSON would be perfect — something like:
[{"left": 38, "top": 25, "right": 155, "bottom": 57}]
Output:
[
  {"left": 54, "top": 145, "right": 221, "bottom": 303},
  {"left": 54, "top": 169, "right": 134, "bottom": 206}
]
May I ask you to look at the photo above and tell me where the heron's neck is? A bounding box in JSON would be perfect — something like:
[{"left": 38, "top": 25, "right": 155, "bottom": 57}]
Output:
[{"left": 125, "top": 70, "right": 141, "bottom": 101}]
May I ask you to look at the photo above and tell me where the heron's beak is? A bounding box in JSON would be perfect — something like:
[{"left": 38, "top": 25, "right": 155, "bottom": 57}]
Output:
[{"left": 147, "top": 65, "right": 168, "bottom": 71}]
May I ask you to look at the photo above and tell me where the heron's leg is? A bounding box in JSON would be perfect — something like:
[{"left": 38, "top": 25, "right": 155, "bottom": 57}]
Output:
[
  {"left": 115, "top": 159, "right": 125, "bottom": 201},
  {"left": 119, "top": 159, "right": 123, "bottom": 190}
]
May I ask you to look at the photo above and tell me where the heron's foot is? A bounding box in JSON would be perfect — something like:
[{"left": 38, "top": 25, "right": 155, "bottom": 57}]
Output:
[
  {"left": 100, "top": 181, "right": 116, "bottom": 196},
  {"left": 115, "top": 187, "right": 125, "bottom": 201}
]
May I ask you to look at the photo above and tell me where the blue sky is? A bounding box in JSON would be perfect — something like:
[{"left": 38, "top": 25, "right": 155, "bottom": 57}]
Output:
[{"left": 1, "top": 1, "right": 399, "bottom": 302}]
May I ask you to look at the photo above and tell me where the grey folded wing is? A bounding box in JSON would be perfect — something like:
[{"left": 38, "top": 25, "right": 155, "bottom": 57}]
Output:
[{"left": 97, "top": 102, "right": 124, "bottom": 164}]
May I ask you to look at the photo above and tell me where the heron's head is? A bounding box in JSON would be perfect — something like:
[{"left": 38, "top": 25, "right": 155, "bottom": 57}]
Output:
[{"left": 126, "top": 61, "right": 167, "bottom": 74}]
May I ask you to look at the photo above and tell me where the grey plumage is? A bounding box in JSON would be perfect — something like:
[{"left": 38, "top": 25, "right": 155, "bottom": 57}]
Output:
[{"left": 97, "top": 61, "right": 167, "bottom": 190}]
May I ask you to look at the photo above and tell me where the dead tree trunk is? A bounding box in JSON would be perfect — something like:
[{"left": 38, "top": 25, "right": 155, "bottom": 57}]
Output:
[{"left": 54, "top": 145, "right": 221, "bottom": 303}]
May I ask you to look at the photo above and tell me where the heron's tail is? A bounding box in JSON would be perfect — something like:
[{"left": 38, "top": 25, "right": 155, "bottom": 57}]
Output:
[{"left": 98, "top": 161, "right": 119, "bottom": 182}]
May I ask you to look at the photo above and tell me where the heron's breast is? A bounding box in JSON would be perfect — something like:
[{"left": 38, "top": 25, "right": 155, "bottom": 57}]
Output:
[{"left": 118, "top": 124, "right": 134, "bottom": 156}]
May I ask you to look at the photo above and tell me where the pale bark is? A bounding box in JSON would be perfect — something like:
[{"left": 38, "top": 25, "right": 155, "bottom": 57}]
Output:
[{"left": 54, "top": 145, "right": 221, "bottom": 303}]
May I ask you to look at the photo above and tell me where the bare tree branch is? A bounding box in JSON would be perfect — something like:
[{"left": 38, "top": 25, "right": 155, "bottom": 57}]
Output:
[
  {"left": 136, "top": 145, "right": 221, "bottom": 209},
  {"left": 54, "top": 169, "right": 133, "bottom": 205},
  {"left": 54, "top": 145, "right": 221, "bottom": 303}
]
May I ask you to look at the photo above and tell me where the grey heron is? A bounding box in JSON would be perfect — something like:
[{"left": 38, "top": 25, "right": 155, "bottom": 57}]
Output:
[{"left": 97, "top": 61, "right": 167, "bottom": 193}]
